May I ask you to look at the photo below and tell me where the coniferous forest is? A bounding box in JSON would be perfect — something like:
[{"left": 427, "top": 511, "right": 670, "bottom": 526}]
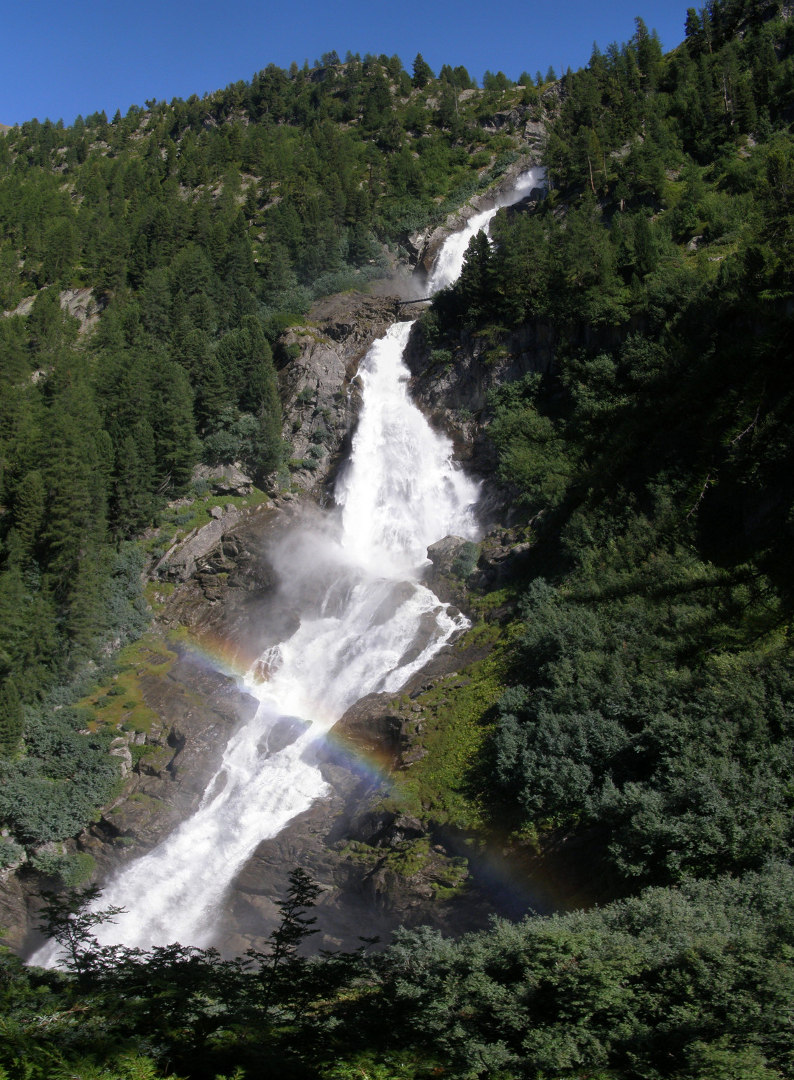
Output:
[{"left": 2, "top": 1, "right": 794, "bottom": 1076}]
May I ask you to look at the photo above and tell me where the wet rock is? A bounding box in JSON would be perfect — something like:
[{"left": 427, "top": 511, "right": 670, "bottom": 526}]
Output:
[
  {"left": 0, "top": 868, "right": 33, "bottom": 953},
  {"left": 78, "top": 653, "right": 260, "bottom": 873},
  {"left": 427, "top": 535, "right": 469, "bottom": 576},
  {"left": 328, "top": 693, "right": 406, "bottom": 772},
  {"left": 214, "top": 771, "right": 506, "bottom": 957},
  {"left": 279, "top": 293, "right": 401, "bottom": 494},
  {"left": 263, "top": 715, "right": 310, "bottom": 755}
]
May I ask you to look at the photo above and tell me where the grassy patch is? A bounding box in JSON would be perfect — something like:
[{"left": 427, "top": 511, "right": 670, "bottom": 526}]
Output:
[
  {"left": 430, "top": 855, "right": 470, "bottom": 899},
  {"left": 78, "top": 634, "right": 178, "bottom": 735},
  {"left": 338, "top": 837, "right": 469, "bottom": 896},
  {"left": 129, "top": 743, "right": 172, "bottom": 772},
  {"left": 385, "top": 837, "right": 432, "bottom": 877},
  {"left": 385, "top": 622, "right": 514, "bottom": 829},
  {"left": 469, "top": 586, "right": 518, "bottom": 616},
  {"left": 144, "top": 579, "right": 175, "bottom": 612},
  {"left": 155, "top": 487, "right": 269, "bottom": 546}
]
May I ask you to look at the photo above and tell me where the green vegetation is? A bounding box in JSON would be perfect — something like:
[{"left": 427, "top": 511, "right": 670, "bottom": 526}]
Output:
[
  {"left": 4, "top": 862, "right": 793, "bottom": 1078},
  {"left": 386, "top": 623, "right": 509, "bottom": 828},
  {"left": 422, "top": 0, "right": 794, "bottom": 907},
  {"left": 77, "top": 633, "right": 178, "bottom": 735}
]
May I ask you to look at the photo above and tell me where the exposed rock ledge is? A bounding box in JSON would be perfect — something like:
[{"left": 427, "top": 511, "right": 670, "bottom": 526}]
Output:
[
  {"left": 3, "top": 287, "right": 103, "bottom": 333},
  {"left": 277, "top": 292, "right": 402, "bottom": 496}
]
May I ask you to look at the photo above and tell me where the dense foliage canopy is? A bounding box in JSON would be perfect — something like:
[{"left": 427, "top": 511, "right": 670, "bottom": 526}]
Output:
[{"left": 424, "top": 0, "right": 794, "bottom": 896}]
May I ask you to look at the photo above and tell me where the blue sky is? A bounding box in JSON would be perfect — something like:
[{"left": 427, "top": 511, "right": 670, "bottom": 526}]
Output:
[{"left": 3, "top": 0, "right": 688, "bottom": 127}]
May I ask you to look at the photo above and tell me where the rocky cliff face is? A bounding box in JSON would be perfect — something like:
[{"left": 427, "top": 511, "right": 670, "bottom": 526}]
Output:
[
  {"left": 276, "top": 292, "right": 402, "bottom": 497},
  {"left": 403, "top": 317, "right": 558, "bottom": 508}
]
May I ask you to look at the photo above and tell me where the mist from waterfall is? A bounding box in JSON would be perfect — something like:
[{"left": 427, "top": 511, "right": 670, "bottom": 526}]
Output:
[{"left": 30, "top": 167, "right": 544, "bottom": 963}]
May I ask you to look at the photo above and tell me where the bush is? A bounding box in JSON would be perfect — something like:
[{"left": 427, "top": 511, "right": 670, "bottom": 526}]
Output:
[
  {"left": 451, "top": 541, "right": 480, "bottom": 578},
  {"left": 0, "top": 836, "right": 24, "bottom": 868}
]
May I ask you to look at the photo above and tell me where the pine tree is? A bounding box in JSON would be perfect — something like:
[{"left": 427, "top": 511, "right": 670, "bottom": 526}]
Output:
[
  {"left": 36, "top": 886, "right": 125, "bottom": 981},
  {"left": 0, "top": 678, "right": 24, "bottom": 758},
  {"left": 11, "top": 469, "right": 46, "bottom": 562},
  {"left": 195, "top": 357, "right": 229, "bottom": 432},
  {"left": 458, "top": 230, "right": 495, "bottom": 325},
  {"left": 0, "top": 564, "right": 59, "bottom": 698},
  {"left": 245, "top": 867, "right": 320, "bottom": 1015},
  {"left": 41, "top": 389, "right": 108, "bottom": 592},
  {"left": 150, "top": 358, "right": 198, "bottom": 493},
  {"left": 412, "top": 53, "right": 434, "bottom": 88}
]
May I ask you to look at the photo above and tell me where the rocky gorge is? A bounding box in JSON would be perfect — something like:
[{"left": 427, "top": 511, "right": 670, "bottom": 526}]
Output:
[{"left": 3, "top": 162, "right": 580, "bottom": 961}]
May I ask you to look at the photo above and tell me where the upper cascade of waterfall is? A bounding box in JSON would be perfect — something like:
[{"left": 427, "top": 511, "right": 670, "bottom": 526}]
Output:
[
  {"left": 334, "top": 320, "right": 480, "bottom": 578},
  {"left": 426, "top": 166, "right": 546, "bottom": 295}
]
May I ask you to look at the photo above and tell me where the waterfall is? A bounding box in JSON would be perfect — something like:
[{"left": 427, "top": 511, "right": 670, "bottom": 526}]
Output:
[
  {"left": 427, "top": 167, "right": 545, "bottom": 293},
  {"left": 30, "top": 168, "right": 544, "bottom": 963}
]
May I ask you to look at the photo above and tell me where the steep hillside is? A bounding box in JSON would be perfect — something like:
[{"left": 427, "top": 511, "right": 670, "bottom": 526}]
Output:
[{"left": 2, "top": 4, "right": 794, "bottom": 1078}]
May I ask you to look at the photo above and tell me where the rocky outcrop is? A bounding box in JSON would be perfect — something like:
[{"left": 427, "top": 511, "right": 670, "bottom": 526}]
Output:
[
  {"left": 193, "top": 463, "right": 255, "bottom": 496},
  {"left": 406, "top": 319, "right": 558, "bottom": 420},
  {"left": 278, "top": 292, "right": 401, "bottom": 494},
  {"left": 427, "top": 535, "right": 471, "bottom": 577},
  {"left": 60, "top": 287, "right": 103, "bottom": 332},
  {"left": 89, "top": 655, "right": 260, "bottom": 859},
  {"left": 155, "top": 504, "right": 250, "bottom": 582},
  {"left": 2, "top": 287, "right": 102, "bottom": 332},
  {"left": 154, "top": 498, "right": 306, "bottom": 666}
]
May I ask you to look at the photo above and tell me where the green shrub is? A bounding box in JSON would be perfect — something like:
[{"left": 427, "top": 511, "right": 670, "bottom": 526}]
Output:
[
  {"left": 0, "top": 836, "right": 24, "bottom": 868},
  {"left": 451, "top": 541, "right": 480, "bottom": 578}
]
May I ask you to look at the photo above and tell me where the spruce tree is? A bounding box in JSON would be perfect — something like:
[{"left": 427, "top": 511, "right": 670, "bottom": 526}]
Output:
[
  {"left": 0, "top": 678, "right": 23, "bottom": 758},
  {"left": 11, "top": 470, "right": 46, "bottom": 562},
  {"left": 412, "top": 53, "right": 434, "bottom": 88},
  {"left": 150, "top": 358, "right": 198, "bottom": 493}
]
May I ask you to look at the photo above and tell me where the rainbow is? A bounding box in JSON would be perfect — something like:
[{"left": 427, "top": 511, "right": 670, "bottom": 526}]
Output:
[{"left": 168, "top": 629, "right": 585, "bottom": 923}]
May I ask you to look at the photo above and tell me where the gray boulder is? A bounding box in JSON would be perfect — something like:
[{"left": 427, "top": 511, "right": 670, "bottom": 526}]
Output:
[
  {"left": 426, "top": 535, "right": 470, "bottom": 576},
  {"left": 193, "top": 463, "right": 254, "bottom": 496}
]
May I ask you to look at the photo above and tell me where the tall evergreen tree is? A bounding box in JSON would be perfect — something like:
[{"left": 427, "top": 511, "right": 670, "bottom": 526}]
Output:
[
  {"left": 412, "top": 53, "right": 434, "bottom": 88},
  {"left": 0, "top": 678, "right": 23, "bottom": 758}
]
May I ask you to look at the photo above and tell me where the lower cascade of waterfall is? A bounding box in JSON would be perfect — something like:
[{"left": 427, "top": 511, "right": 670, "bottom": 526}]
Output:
[{"left": 30, "top": 167, "right": 544, "bottom": 963}]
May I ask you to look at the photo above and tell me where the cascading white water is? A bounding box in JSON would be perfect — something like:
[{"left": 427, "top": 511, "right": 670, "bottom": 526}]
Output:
[
  {"left": 30, "top": 167, "right": 544, "bottom": 963},
  {"left": 427, "top": 167, "right": 545, "bottom": 293},
  {"left": 335, "top": 321, "right": 479, "bottom": 577}
]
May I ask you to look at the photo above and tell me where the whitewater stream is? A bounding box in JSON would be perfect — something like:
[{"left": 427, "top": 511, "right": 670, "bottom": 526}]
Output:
[{"left": 31, "top": 167, "right": 544, "bottom": 962}]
